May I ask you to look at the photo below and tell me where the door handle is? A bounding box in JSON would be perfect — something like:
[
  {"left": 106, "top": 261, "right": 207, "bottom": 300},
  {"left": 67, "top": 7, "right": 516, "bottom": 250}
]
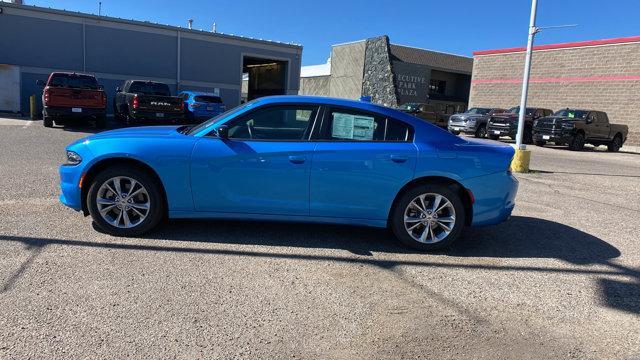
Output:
[
  {"left": 390, "top": 155, "right": 408, "bottom": 163},
  {"left": 288, "top": 155, "right": 306, "bottom": 164}
]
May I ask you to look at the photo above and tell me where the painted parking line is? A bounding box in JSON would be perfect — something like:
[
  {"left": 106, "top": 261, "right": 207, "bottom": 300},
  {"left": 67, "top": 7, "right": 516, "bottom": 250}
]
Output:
[{"left": 0, "top": 118, "right": 35, "bottom": 126}]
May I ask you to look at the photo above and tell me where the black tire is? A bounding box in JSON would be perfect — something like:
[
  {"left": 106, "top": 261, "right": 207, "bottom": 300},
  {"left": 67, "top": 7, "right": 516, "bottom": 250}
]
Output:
[
  {"left": 569, "top": 132, "right": 585, "bottom": 151},
  {"left": 95, "top": 115, "right": 107, "bottom": 129},
  {"left": 87, "top": 165, "right": 164, "bottom": 236},
  {"left": 607, "top": 135, "right": 622, "bottom": 152},
  {"left": 474, "top": 124, "right": 487, "bottom": 138},
  {"left": 534, "top": 140, "right": 546, "bottom": 147},
  {"left": 488, "top": 134, "right": 499, "bottom": 141},
  {"left": 390, "top": 183, "right": 466, "bottom": 251},
  {"left": 43, "top": 115, "right": 53, "bottom": 128},
  {"left": 523, "top": 127, "right": 533, "bottom": 145}
]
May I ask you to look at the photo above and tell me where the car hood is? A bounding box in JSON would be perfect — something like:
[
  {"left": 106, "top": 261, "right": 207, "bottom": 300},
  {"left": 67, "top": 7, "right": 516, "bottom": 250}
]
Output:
[
  {"left": 67, "top": 126, "right": 184, "bottom": 148},
  {"left": 451, "top": 113, "right": 482, "bottom": 121}
]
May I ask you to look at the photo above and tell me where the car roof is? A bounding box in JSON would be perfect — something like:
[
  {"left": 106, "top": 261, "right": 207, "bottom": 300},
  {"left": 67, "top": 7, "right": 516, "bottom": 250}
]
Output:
[
  {"left": 50, "top": 72, "right": 95, "bottom": 77},
  {"left": 179, "top": 90, "right": 219, "bottom": 96}
]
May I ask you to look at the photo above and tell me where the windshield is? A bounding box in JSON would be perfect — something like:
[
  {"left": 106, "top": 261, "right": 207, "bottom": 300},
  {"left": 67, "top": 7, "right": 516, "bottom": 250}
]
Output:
[
  {"left": 129, "top": 81, "right": 171, "bottom": 96},
  {"left": 506, "top": 107, "right": 536, "bottom": 116},
  {"left": 401, "top": 103, "right": 419, "bottom": 111},
  {"left": 554, "top": 109, "right": 588, "bottom": 119},
  {"left": 465, "top": 108, "right": 490, "bottom": 115},
  {"left": 49, "top": 74, "right": 99, "bottom": 89},
  {"left": 186, "top": 102, "right": 253, "bottom": 135}
]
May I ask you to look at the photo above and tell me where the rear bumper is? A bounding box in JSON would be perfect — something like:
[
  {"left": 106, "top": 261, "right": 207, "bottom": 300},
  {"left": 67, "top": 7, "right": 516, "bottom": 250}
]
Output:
[
  {"left": 130, "top": 109, "right": 185, "bottom": 121},
  {"left": 45, "top": 106, "right": 105, "bottom": 119},
  {"left": 461, "top": 171, "right": 519, "bottom": 226}
]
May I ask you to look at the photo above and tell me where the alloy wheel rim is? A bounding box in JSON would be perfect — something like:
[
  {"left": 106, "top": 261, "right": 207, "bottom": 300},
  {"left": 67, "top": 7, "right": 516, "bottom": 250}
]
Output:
[
  {"left": 404, "top": 193, "right": 456, "bottom": 244},
  {"left": 96, "top": 176, "right": 150, "bottom": 228}
]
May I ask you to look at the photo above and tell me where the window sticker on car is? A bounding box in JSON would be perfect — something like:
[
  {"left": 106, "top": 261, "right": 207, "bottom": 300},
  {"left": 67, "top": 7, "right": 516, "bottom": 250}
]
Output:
[
  {"left": 332, "top": 112, "right": 375, "bottom": 140},
  {"left": 568, "top": 112, "right": 575, "bottom": 118}
]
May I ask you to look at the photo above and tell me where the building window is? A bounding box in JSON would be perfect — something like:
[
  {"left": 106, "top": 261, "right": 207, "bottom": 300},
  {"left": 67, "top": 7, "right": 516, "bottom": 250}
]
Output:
[{"left": 429, "top": 79, "right": 446, "bottom": 95}]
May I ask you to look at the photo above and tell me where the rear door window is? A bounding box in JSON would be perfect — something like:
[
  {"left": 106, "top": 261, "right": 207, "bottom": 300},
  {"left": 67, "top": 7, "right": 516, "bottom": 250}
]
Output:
[
  {"left": 324, "top": 108, "right": 412, "bottom": 142},
  {"left": 129, "top": 82, "right": 171, "bottom": 96},
  {"left": 49, "top": 74, "right": 99, "bottom": 89},
  {"left": 194, "top": 95, "right": 222, "bottom": 103}
]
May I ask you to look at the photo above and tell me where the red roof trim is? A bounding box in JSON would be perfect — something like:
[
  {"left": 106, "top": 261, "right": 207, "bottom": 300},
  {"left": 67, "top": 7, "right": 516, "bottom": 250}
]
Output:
[{"left": 473, "top": 35, "right": 640, "bottom": 56}]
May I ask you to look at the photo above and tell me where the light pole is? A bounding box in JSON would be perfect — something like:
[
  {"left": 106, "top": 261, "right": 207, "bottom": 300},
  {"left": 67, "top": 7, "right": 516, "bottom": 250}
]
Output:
[
  {"left": 511, "top": 0, "right": 538, "bottom": 172},
  {"left": 515, "top": 0, "right": 539, "bottom": 150}
]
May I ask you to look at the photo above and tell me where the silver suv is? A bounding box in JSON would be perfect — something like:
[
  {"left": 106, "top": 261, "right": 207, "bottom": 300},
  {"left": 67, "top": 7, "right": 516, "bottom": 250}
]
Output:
[{"left": 448, "top": 108, "right": 506, "bottom": 138}]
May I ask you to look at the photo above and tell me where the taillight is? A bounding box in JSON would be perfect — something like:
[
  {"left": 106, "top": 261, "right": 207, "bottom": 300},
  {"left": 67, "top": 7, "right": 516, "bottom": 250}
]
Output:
[
  {"left": 43, "top": 88, "right": 50, "bottom": 104},
  {"left": 132, "top": 95, "right": 139, "bottom": 109},
  {"left": 189, "top": 103, "right": 200, "bottom": 109}
]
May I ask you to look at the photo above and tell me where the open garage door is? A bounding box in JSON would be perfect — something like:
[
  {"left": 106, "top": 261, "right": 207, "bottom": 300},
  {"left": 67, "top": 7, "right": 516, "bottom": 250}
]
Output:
[
  {"left": 243, "top": 56, "right": 287, "bottom": 101},
  {"left": 0, "top": 65, "right": 20, "bottom": 113}
]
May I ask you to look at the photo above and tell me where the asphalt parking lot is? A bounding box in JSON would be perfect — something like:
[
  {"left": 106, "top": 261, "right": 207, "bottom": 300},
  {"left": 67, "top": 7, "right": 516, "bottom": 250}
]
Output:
[{"left": 1, "top": 118, "right": 639, "bottom": 359}]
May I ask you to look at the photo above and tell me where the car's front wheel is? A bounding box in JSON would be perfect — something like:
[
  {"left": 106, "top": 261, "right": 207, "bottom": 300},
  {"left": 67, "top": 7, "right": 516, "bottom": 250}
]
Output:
[
  {"left": 87, "top": 166, "right": 164, "bottom": 236},
  {"left": 390, "top": 184, "right": 465, "bottom": 251}
]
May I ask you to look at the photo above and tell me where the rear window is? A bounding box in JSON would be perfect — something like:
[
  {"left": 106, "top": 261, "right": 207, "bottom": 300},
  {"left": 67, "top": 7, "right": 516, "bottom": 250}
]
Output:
[
  {"left": 129, "top": 82, "right": 171, "bottom": 96},
  {"left": 194, "top": 95, "right": 222, "bottom": 103},
  {"left": 49, "top": 74, "right": 99, "bottom": 89}
]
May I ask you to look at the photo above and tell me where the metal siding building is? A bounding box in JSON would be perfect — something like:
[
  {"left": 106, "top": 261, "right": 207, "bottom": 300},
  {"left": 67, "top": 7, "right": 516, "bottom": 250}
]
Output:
[{"left": 0, "top": 3, "right": 302, "bottom": 116}]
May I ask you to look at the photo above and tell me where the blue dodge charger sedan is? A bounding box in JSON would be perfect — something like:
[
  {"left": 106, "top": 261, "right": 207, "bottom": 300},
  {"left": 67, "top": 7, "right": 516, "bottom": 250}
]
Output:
[{"left": 59, "top": 95, "right": 518, "bottom": 250}]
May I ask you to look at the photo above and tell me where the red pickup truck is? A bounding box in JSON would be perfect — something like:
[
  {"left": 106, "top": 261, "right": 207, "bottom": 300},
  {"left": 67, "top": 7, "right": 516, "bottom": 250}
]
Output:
[{"left": 37, "top": 72, "right": 107, "bottom": 128}]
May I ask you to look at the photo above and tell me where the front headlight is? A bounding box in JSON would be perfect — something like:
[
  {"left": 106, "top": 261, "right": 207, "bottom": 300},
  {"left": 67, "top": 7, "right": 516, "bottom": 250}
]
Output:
[
  {"left": 65, "top": 151, "right": 82, "bottom": 165},
  {"left": 533, "top": 120, "right": 538, "bottom": 127}
]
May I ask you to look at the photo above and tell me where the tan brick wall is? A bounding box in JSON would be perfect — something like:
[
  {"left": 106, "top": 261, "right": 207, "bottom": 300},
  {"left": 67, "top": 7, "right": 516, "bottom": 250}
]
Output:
[{"left": 469, "top": 42, "right": 640, "bottom": 145}]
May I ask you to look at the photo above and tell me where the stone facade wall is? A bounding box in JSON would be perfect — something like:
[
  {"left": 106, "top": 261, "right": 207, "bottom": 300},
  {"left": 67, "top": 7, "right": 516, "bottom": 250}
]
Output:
[
  {"left": 469, "top": 41, "right": 640, "bottom": 145},
  {"left": 299, "top": 75, "right": 330, "bottom": 96},
  {"left": 328, "top": 41, "right": 366, "bottom": 100},
  {"left": 362, "top": 36, "right": 398, "bottom": 107}
]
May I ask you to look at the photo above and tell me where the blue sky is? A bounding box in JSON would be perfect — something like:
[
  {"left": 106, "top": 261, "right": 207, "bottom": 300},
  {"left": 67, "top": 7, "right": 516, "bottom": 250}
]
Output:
[{"left": 26, "top": 0, "right": 640, "bottom": 65}]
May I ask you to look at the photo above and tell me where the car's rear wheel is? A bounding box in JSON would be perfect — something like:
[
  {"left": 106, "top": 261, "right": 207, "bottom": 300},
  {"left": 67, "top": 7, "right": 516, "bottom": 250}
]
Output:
[
  {"left": 95, "top": 115, "right": 107, "bottom": 129},
  {"left": 607, "top": 135, "right": 622, "bottom": 152},
  {"left": 390, "top": 184, "right": 465, "bottom": 251},
  {"left": 43, "top": 114, "right": 53, "bottom": 128},
  {"left": 87, "top": 166, "right": 164, "bottom": 236}
]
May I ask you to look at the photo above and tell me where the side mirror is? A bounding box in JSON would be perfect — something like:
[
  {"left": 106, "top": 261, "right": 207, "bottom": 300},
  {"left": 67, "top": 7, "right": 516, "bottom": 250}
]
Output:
[
  {"left": 585, "top": 118, "right": 592, "bottom": 124},
  {"left": 97, "top": 85, "right": 104, "bottom": 90},
  {"left": 36, "top": 80, "right": 46, "bottom": 86},
  {"left": 115, "top": 86, "right": 122, "bottom": 93},
  {"left": 216, "top": 125, "right": 229, "bottom": 139}
]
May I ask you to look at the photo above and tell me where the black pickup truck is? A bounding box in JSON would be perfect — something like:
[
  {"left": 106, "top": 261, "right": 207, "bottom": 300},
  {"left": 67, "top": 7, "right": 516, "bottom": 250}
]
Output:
[
  {"left": 113, "top": 80, "right": 184, "bottom": 125},
  {"left": 533, "top": 109, "right": 628, "bottom": 151},
  {"left": 486, "top": 107, "right": 554, "bottom": 144}
]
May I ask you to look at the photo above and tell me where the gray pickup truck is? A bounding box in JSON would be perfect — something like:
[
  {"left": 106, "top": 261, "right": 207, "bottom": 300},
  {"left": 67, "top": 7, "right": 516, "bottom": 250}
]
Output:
[
  {"left": 448, "top": 107, "right": 506, "bottom": 138},
  {"left": 532, "top": 109, "right": 629, "bottom": 151}
]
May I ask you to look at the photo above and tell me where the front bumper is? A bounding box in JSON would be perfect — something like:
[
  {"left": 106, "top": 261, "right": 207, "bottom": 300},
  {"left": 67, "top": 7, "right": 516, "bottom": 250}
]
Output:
[
  {"left": 487, "top": 124, "right": 516, "bottom": 137},
  {"left": 532, "top": 130, "right": 573, "bottom": 144},
  {"left": 59, "top": 163, "right": 85, "bottom": 211},
  {"left": 448, "top": 123, "right": 477, "bottom": 134}
]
